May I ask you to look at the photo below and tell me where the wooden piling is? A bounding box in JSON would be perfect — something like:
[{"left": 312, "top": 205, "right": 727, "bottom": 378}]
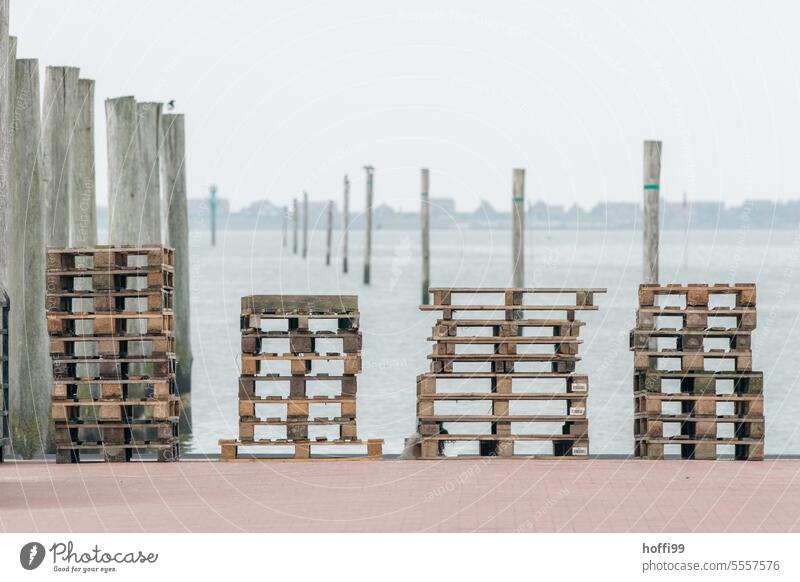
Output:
[
  {"left": 292, "top": 198, "right": 299, "bottom": 255},
  {"left": 9, "top": 58, "right": 51, "bottom": 458},
  {"left": 512, "top": 169, "right": 525, "bottom": 288},
  {"left": 302, "top": 191, "right": 308, "bottom": 259},
  {"left": 106, "top": 96, "right": 145, "bottom": 244},
  {"left": 342, "top": 175, "right": 349, "bottom": 273},
  {"left": 0, "top": 5, "right": 10, "bottom": 284},
  {"left": 363, "top": 166, "right": 374, "bottom": 285},
  {"left": 70, "top": 78, "right": 96, "bottom": 246},
  {"left": 209, "top": 184, "right": 218, "bottom": 246},
  {"left": 42, "top": 66, "right": 79, "bottom": 247},
  {"left": 325, "top": 200, "right": 333, "bottom": 266},
  {"left": 282, "top": 206, "right": 288, "bottom": 248},
  {"left": 421, "top": 168, "right": 430, "bottom": 305},
  {"left": 643, "top": 141, "right": 661, "bottom": 284},
  {"left": 136, "top": 102, "right": 162, "bottom": 244},
  {"left": 161, "top": 113, "right": 192, "bottom": 431}
]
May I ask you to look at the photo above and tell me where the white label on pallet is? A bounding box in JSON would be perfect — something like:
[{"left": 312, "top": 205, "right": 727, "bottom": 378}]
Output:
[
  {"left": 572, "top": 383, "right": 587, "bottom": 393},
  {"left": 569, "top": 406, "right": 586, "bottom": 416},
  {"left": 572, "top": 446, "right": 588, "bottom": 456}
]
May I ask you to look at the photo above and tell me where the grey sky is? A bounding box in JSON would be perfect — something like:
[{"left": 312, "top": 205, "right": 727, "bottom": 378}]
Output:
[{"left": 12, "top": 0, "right": 800, "bottom": 211}]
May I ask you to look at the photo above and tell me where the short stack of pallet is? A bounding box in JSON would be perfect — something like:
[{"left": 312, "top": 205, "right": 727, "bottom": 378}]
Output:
[
  {"left": 47, "top": 246, "right": 179, "bottom": 463},
  {"left": 219, "top": 295, "right": 383, "bottom": 460},
  {"left": 631, "top": 283, "right": 764, "bottom": 460},
  {"left": 416, "top": 287, "right": 605, "bottom": 459},
  {"left": 0, "top": 290, "right": 9, "bottom": 462}
]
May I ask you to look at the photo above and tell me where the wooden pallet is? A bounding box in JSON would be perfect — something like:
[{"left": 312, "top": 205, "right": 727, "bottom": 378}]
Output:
[
  {"left": 241, "top": 330, "right": 362, "bottom": 355},
  {"left": 47, "top": 288, "right": 172, "bottom": 313},
  {"left": 633, "top": 370, "right": 763, "bottom": 394},
  {"left": 47, "top": 245, "right": 175, "bottom": 270},
  {"left": 638, "top": 283, "right": 756, "bottom": 307},
  {"left": 416, "top": 434, "right": 589, "bottom": 459},
  {"left": 0, "top": 291, "right": 8, "bottom": 462},
  {"left": 219, "top": 438, "right": 383, "bottom": 461},
  {"left": 46, "top": 267, "right": 174, "bottom": 293},
  {"left": 50, "top": 334, "right": 176, "bottom": 358},
  {"left": 47, "top": 311, "right": 174, "bottom": 336},
  {"left": 633, "top": 349, "right": 753, "bottom": 372},
  {"left": 241, "top": 352, "right": 361, "bottom": 375},
  {"left": 636, "top": 306, "right": 756, "bottom": 331},
  {"left": 56, "top": 440, "right": 179, "bottom": 463},
  {"left": 238, "top": 375, "right": 357, "bottom": 398},
  {"left": 630, "top": 328, "right": 752, "bottom": 351},
  {"left": 635, "top": 437, "right": 763, "bottom": 461},
  {"left": 52, "top": 397, "right": 180, "bottom": 422}
]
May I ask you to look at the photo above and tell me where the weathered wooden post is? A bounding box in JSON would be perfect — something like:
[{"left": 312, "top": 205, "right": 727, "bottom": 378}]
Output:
[
  {"left": 9, "top": 58, "right": 51, "bottom": 458},
  {"left": 643, "top": 141, "right": 661, "bottom": 284},
  {"left": 0, "top": 5, "right": 10, "bottom": 284},
  {"left": 292, "top": 197, "right": 298, "bottom": 255},
  {"left": 70, "top": 78, "right": 96, "bottom": 246},
  {"left": 106, "top": 96, "right": 145, "bottom": 244},
  {"left": 363, "top": 166, "right": 374, "bottom": 285},
  {"left": 209, "top": 184, "right": 218, "bottom": 246},
  {"left": 161, "top": 113, "right": 193, "bottom": 431},
  {"left": 512, "top": 168, "right": 525, "bottom": 288},
  {"left": 325, "top": 200, "right": 333, "bottom": 266},
  {"left": 302, "top": 190, "right": 308, "bottom": 259},
  {"left": 421, "top": 168, "right": 430, "bottom": 305},
  {"left": 43, "top": 66, "right": 79, "bottom": 247},
  {"left": 282, "top": 206, "right": 288, "bottom": 248},
  {"left": 137, "top": 102, "right": 162, "bottom": 244},
  {"left": 342, "top": 175, "right": 349, "bottom": 273}
]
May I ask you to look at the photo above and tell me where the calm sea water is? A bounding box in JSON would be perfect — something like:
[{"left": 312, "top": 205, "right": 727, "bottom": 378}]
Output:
[{"left": 179, "top": 226, "right": 800, "bottom": 455}]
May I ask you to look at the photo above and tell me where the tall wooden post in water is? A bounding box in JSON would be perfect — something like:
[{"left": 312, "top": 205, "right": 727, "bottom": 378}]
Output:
[
  {"left": 0, "top": 4, "right": 11, "bottom": 285},
  {"left": 363, "top": 166, "right": 374, "bottom": 285},
  {"left": 292, "top": 198, "right": 298, "bottom": 254},
  {"left": 209, "top": 184, "right": 218, "bottom": 246},
  {"left": 643, "top": 141, "right": 661, "bottom": 284},
  {"left": 302, "top": 191, "right": 308, "bottom": 259},
  {"left": 43, "top": 66, "right": 79, "bottom": 247},
  {"left": 421, "top": 168, "right": 430, "bottom": 305},
  {"left": 137, "top": 102, "right": 162, "bottom": 244},
  {"left": 70, "top": 79, "right": 96, "bottom": 246},
  {"left": 282, "top": 206, "right": 288, "bottom": 248},
  {"left": 161, "top": 113, "right": 193, "bottom": 431},
  {"left": 325, "top": 200, "right": 333, "bottom": 266},
  {"left": 106, "top": 96, "right": 145, "bottom": 244},
  {"left": 512, "top": 169, "right": 525, "bottom": 288},
  {"left": 9, "top": 58, "right": 51, "bottom": 458},
  {"left": 342, "top": 175, "right": 350, "bottom": 274}
]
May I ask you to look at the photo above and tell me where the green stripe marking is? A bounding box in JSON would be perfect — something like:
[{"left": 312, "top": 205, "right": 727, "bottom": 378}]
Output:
[
  {"left": 643, "top": 184, "right": 660, "bottom": 190},
  {"left": 512, "top": 197, "right": 525, "bottom": 202}
]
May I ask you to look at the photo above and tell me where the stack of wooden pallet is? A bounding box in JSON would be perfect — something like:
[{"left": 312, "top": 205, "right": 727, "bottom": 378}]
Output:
[
  {"left": 631, "top": 283, "right": 764, "bottom": 460},
  {"left": 415, "top": 287, "right": 605, "bottom": 459},
  {"left": 0, "top": 290, "right": 8, "bottom": 462},
  {"left": 46, "top": 246, "right": 179, "bottom": 463},
  {"left": 219, "top": 295, "right": 383, "bottom": 460}
]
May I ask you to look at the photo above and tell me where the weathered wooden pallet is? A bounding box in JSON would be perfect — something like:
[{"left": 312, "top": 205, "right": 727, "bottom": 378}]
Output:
[
  {"left": 219, "top": 437, "right": 383, "bottom": 461},
  {"left": 634, "top": 392, "right": 763, "bottom": 415},
  {"left": 633, "top": 370, "right": 763, "bottom": 394},
  {"left": 241, "top": 294, "right": 358, "bottom": 315},
  {"left": 416, "top": 433, "right": 589, "bottom": 459},
  {"left": 635, "top": 436, "right": 763, "bottom": 460},
  {"left": 634, "top": 415, "right": 764, "bottom": 439},
  {"left": 636, "top": 306, "right": 756, "bottom": 331},
  {"left": 47, "top": 311, "right": 174, "bottom": 336},
  {"left": 632, "top": 349, "right": 753, "bottom": 372},
  {"left": 56, "top": 440, "right": 179, "bottom": 463},
  {"left": 47, "top": 246, "right": 175, "bottom": 271},
  {"left": 52, "top": 355, "right": 176, "bottom": 380},
  {"left": 238, "top": 374, "right": 357, "bottom": 398},
  {"left": 241, "top": 330, "right": 362, "bottom": 355},
  {"left": 241, "top": 312, "right": 359, "bottom": 333},
  {"left": 638, "top": 283, "right": 756, "bottom": 308},
  {"left": 241, "top": 353, "right": 361, "bottom": 375},
  {"left": 55, "top": 420, "right": 178, "bottom": 446},
  {"left": 428, "top": 353, "right": 579, "bottom": 374},
  {"left": 52, "top": 397, "right": 180, "bottom": 421},
  {"left": 50, "top": 334, "right": 176, "bottom": 358},
  {"left": 46, "top": 267, "right": 174, "bottom": 293},
  {"left": 53, "top": 377, "right": 176, "bottom": 398},
  {"left": 46, "top": 288, "right": 172, "bottom": 313}
]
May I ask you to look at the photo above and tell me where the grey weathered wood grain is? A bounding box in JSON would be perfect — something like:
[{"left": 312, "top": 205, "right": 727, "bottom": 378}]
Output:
[
  {"left": 70, "top": 78, "right": 96, "bottom": 246},
  {"left": 643, "top": 140, "right": 661, "bottom": 284},
  {"left": 421, "top": 167, "right": 430, "bottom": 305}
]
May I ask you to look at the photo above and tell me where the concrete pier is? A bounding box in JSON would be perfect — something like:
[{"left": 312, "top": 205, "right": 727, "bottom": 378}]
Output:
[
  {"left": 8, "top": 59, "right": 51, "bottom": 458},
  {"left": 105, "top": 96, "right": 144, "bottom": 245},
  {"left": 136, "top": 102, "right": 162, "bottom": 245},
  {"left": 161, "top": 113, "right": 192, "bottom": 431},
  {"left": 643, "top": 141, "right": 662, "bottom": 284},
  {"left": 42, "top": 66, "right": 79, "bottom": 247},
  {"left": 70, "top": 78, "right": 96, "bottom": 246}
]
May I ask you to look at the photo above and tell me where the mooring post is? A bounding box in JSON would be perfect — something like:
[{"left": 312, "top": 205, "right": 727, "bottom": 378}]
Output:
[
  {"left": 421, "top": 168, "right": 430, "bottom": 305},
  {"left": 9, "top": 58, "right": 52, "bottom": 458},
  {"left": 137, "top": 102, "right": 162, "bottom": 244},
  {"left": 209, "top": 184, "right": 218, "bottom": 246},
  {"left": 325, "top": 200, "right": 333, "bottom": 266},
  {"left": 0, "top": 7, "right": 11, "bottom": 285},
  {"left": 512, "top": 168, "right": 525, "bottom": 288},
  {"left": 106, "top": 96, "right": 145, "bottom": 244},
  {"left": 302, "top": 190, "right": 308, "bottom": 259},
  {"left": 292, "top": 198, "right": 299, "bottom": 255},
  {"left": 161, "top": 113, "right": 193, "bottom": 432},
  {"left": 342, "top": 175, "right": 350, "bottom": 273},
  {"left": 70, "top": 78, "right": 96, "bottom": 246},
  {"left": 43, "top": 66, "right": 80, "bottom": 247},
  {"left": 282, "top": 206, "right": 288, "bottom": 248},
  {"left": 363, "top": 166, "right": 374, "bottom": 285},
  {"left": 643, "top": 141, "right": 661, "bottom": 284}
]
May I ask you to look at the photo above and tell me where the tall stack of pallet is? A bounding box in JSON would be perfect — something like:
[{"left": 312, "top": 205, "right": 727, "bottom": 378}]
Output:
[
  {"left": 220, "top": 295, "right": 383, "bottom": 460},
  {"left": 0, "top": 290, "right": 9, "bottom": 462},
  {"left": 416, "top": 287, "right": 605, "bottom": 459},
  {"left": 631, "top": 283, "right": 764, "bottom": 460},
  {"left": 47, "top": 246, "right": 179, "bottom": 463}
]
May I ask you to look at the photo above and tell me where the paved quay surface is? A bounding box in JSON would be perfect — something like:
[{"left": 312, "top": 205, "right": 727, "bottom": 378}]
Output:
[{"left": 2, "top": 459, "right": 799, "bottom": 532}]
